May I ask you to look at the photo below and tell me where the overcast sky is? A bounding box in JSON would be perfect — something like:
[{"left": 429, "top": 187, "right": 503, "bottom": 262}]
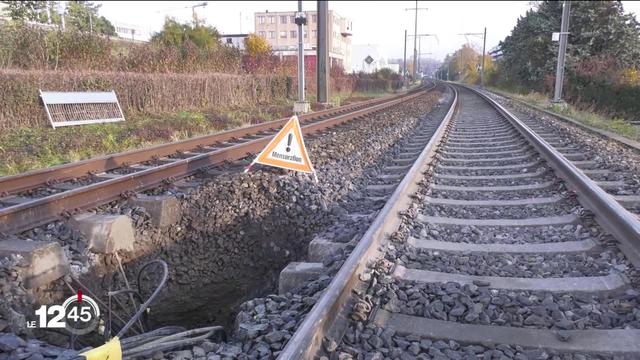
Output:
[{"left": 97, "top": 1, "right": 640, "bottom": 61}]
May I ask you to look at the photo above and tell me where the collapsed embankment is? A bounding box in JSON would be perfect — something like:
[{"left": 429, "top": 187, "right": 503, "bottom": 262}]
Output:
[{"left": 0, "top": 91, "right": 442, "bottom": 358}]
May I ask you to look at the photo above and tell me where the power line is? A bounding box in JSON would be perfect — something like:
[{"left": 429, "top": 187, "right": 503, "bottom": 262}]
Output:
[{"left": 405, "top": 2, "right": 428, "bottom": 82}]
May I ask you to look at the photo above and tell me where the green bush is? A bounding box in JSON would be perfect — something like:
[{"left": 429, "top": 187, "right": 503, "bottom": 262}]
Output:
[{"left": 566, "top": 73, "right": 640, "bottom": 119}]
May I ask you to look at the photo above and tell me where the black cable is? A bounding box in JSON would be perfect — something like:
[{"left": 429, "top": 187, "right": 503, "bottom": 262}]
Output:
[{"left": 116, "top": 259, "right": 169, "bottom": 338}]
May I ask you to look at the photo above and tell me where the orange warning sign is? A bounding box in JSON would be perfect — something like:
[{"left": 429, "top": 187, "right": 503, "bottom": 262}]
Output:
[{"left": 249, "top": 115, "right": 315, "bottom": 174}]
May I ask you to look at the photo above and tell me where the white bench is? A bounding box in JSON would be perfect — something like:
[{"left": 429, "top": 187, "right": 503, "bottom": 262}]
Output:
[{"left": 39, "top": 90, "right": 125, "bottom": 128}]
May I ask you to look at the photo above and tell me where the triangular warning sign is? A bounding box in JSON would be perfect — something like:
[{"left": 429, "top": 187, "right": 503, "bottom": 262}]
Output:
[{"left": 250, "top": 115, "right": 315, "bottom": 174}]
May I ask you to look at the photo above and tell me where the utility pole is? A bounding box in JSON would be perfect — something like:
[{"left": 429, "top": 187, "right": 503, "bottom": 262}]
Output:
[
  {"left": 403, "top": 30, "right": 408, "bottom": 88},
  {"left": 294, "top": 1, "right": 309, "bottom": 113},
  {"left": 317, "top": 1, "right": 329, "bottom": 104},
  {"left": 480, "top": 27, "right": 487, "bottom": 88},
  {"left": 412, "top": 1, "right": 418, "bottom": 82},
  {"left": 408, "top": 33, "right": 438, "bottom": 79},
  {"left": 405, "top": 2, "right": 427, "bottom": 84},
  {"left": 418, "top": 37, "right": 421, "bottom": 75},
  {"left": 553, "top": 0, "right": 571, "bottom": 103}
]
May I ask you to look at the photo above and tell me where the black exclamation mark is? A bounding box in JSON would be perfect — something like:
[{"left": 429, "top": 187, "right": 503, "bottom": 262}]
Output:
[{"left": 286, "top": 133, "right": 293, "bottom": 152}]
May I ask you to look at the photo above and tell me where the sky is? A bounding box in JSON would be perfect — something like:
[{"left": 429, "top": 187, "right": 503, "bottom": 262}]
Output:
[{"left": 96, "top": 1, "right": 640, "bottom": 61}]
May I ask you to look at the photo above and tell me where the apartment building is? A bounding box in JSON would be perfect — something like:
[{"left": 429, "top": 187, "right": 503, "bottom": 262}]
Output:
[{"left": 254, "top": 10, "right": 352, "bottom": 72}]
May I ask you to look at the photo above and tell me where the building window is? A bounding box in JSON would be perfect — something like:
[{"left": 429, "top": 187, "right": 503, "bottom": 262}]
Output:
[
  {"left": 259, "top": 31, "right": 266, "bottom": 37},
  {"left": 312, "top": 30, "right": 317, "bottom": 38},
  {"left": 280, "top": 15, "right": 287, "bottom": 24},
  {"left": 290, "top": 30, "right": 297, "bottom": 38},
  {"left": 280, "top": 31, "right": 287, "bottom": 38},
  {"left": 226, "top": 38, "right": 233, "bottom": 44},
  {"left": 290, "top": 15, "right": 295, "bottom": 23},
  {"left": 269, "top": 16, "right": 275, "bottom": 24},
  {"left": 312, "top": 15, "right": 317, "bottom": 23},
  {"left": 304, "top": 31, "right": 308, "bottom": 38},
  {"left": 259, "top": 16, "right": 264, "bottom": 24},
  {"left": 269, "top": 31, "right": 275, "bottom": 39}
]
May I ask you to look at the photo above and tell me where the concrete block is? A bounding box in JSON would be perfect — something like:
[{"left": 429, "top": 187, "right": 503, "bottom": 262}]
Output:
[
  {"left": 278, "top": 262, "right": 323, "bottom": 295},
  {"left": 308, "top": 237, "right": 346, "bottom": 262},
  {"left": 128, "top": 195, "right": 181, "bottom": 228},
  {"left": 0, "top": 239, "right": 69, "bottom": 288},
  {"left": 69, "top": 213, "right": 135, "bottom": 253},
  {"left": 293, "top": 101, "right": 310, "bottom": 114}
]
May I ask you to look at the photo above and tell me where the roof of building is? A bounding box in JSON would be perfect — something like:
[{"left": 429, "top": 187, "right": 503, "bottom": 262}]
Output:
[{"left": 221, "top": 34, "right": 249, "bottom": 38}]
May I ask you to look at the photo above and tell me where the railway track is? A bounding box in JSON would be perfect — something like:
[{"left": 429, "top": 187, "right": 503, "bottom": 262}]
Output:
[
  {"left": 0, "top": 85, "right": 433, "bottom": 235},
  {"left": 279, "top": 84, "right": 640, "bottom": 359},
  {"left": 483, "top": 90, "right": 640, "bottom": 218}
]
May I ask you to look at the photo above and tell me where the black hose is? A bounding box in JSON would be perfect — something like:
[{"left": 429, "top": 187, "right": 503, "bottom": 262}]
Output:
[
  {"left": 121, "top": 326, "right": 224, "bottom": 359},
  {"left": 116, "top": 259, "right": 169, "bottom": 338},
  {"left": 68, "top": 277, "right": 138, "bottom": 335},
  {"left": 120, "top": 326, "right": 186, "bottom": 346}
]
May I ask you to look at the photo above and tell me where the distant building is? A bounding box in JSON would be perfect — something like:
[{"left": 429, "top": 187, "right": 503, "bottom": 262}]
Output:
[
  {"left": 352, "top": 44, "right": 389, "bottom": 73},
  {"left": 114, "top": 22, "right": 149, "bottom": 42},
  {"left": 254, "top": 9, "right": 352, "bottom": 72},
  {"left": 489, "top": 46, "right": 503, "bottom": 61},
  {"left": 220, "top": 34, "right": 248, "bottom": 50}
]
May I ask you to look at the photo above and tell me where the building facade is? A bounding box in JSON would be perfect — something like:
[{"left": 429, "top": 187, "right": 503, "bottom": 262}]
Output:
[
  {"left": 254, "top": 9, "right": 352, "bottom": 72},
  {"left": 113, "top": 22, "right": 150, "bottom": 42}
]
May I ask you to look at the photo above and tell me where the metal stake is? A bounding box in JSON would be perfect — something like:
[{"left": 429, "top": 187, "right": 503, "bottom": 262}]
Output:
[
  {"left": 297, "top": 0, "right": 305, "bottom": 102},
  {"left": 317, "top": 1, "right": 329, "bottom": 103},
  {"left": 553, "top": 0, "right": 571, "bottom": 102}
]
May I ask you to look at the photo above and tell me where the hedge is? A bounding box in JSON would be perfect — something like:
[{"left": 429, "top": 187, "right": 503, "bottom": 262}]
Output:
[{"left": 0, "top": 69, "right": 289, "bottom": 130}]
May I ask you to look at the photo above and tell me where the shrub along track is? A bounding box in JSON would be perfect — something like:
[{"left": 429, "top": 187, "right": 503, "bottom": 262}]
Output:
[
  {"left": 277, "top": 85, "right": 640, "bottom": 360},
  {"left": 0, "top": 86, "right": 429, "bottom": 235}
]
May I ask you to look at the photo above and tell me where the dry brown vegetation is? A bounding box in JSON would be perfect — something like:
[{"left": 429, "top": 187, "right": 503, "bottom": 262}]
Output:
[{"left": 0, "top": 69, "right": 289, "bottom": 130}]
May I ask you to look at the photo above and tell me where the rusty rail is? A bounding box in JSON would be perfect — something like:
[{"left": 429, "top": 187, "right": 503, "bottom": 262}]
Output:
[
  {"left": 0, "top": 88, "right": 422, "bottom": 196},
  {"left": 0, "top": 85, "right": 434, "bottom": 234}
]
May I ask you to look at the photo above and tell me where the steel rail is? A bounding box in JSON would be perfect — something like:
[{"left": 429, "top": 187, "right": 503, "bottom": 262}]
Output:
[
  {"left": 278, "top": 85, "right": 458, "bottom": 359},
  {"left": 0, "top": 88, "right": 422, "bottom": 195},
  {"left": 0, "top": 86, "right": 434, "bottom": 235},
  {"left": 486, "top": 88, "right": 640, "bottom": 152},
  {"left": 463, "top": 84, "right": 640, "bottom": 268}
]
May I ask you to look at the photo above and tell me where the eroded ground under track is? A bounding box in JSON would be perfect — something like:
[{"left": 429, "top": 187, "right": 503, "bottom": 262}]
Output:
[{"left": 0, "top": 88, "right": 450, "bottom": 359}]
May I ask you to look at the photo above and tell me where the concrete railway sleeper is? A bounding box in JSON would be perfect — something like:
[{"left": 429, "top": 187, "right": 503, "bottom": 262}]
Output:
[
  {"left": 280, "top": 84, "right": 640, "bottom": 360},
  {"left": 3, "top": 82, "right": 640, "bottom": 359},
  {"left": 0, "top": 84, "right": 456, "bottom": 358},
  {"left": 483, "top": 90, "right": 640, "bottom": 218}
]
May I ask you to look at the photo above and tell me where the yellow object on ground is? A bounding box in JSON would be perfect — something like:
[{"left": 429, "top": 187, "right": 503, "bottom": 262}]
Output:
[{"left": 81, "top": 337, "right": 122, "bottom": 360}]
